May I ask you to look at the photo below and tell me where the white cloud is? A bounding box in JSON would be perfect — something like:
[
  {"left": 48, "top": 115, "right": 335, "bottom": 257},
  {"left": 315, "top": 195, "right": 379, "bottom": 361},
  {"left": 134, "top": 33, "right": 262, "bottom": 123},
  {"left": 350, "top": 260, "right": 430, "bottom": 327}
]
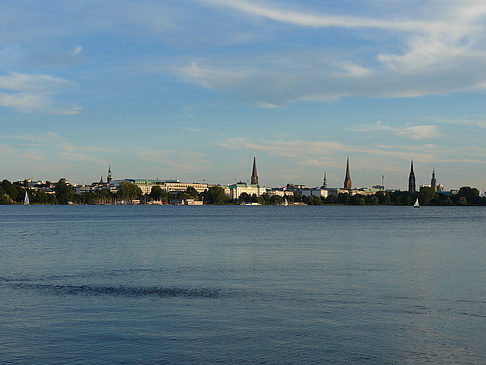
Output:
[
  {"left": 72, "top": 45, "right": 83, "bottom": 56},
  {"left": 0, "top": 132, "right": 107, "bottom": 168},
  {"left": 175, "top": 1, "right": 486, "bottom": 105},
  {"left": 352, "top": 121, "right": 440, "bottom": 140},
  {"left": 0, "top": 72, "right": 80, "bottom": 114}
]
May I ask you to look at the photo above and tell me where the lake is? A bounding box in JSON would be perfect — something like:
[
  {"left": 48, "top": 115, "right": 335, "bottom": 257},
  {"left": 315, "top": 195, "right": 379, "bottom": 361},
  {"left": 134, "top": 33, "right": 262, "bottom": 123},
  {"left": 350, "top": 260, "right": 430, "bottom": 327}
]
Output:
[{"left": 1, "top": 205, "right": 485, "bottom": 364}]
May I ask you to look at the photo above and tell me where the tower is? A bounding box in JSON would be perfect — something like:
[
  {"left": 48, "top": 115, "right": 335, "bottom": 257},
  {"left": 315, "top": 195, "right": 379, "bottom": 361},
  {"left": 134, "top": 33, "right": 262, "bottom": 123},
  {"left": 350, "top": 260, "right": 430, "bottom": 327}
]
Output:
[
  {"left": 343, "top": 157, "right": 352, "bottom": 189},
  {"left": 321, "top": 172, "right": 328, "bottom": 189},
  {"left": 250, "top": 155, "right": 259, "bottom": 185},
  {"left": 431, "top": 169, "right": 437, "bottom": 192},
  {"left": 408, "top": 160, "right": 416, "bottom": 193},
  {"left": 107, "top": 165, "right": 112, "bottom": 184}
]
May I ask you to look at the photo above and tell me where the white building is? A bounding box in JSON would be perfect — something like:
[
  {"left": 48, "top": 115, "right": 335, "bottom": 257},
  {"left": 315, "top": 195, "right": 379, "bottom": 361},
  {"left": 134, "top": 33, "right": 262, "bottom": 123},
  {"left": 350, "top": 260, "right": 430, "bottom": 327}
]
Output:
[
  {"left": 228, "top": 183, "right": 266, "bottom": 200},
  {"left": 300, "top": 188, "right": 329, "bottom": 198},
  {"left": 110, "top": 179, "right": 208, "bottom": 195}
]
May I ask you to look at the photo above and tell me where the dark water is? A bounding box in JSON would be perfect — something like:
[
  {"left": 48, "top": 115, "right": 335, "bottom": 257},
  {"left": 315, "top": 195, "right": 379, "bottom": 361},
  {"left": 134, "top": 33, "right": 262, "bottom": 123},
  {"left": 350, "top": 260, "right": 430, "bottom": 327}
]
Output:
[{"left": 1, "top": 205, "right": 485, "bottom": 364}]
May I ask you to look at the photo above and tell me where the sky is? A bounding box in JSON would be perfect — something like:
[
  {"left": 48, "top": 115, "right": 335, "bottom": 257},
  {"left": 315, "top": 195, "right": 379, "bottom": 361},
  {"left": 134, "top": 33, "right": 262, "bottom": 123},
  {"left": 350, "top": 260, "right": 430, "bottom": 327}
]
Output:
[{"left": 1, "top": 0, "right": 486, "bottom": 191}]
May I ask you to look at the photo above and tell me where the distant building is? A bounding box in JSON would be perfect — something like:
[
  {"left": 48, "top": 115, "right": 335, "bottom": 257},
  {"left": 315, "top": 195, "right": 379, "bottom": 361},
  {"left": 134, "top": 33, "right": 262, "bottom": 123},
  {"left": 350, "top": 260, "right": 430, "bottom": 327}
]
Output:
[
  {"left": 344, "top": 157, "right": 352, "bottom": 189},
  {"left": 267, "top": 188, "right": 294, "bottom": 197},
  {"left": 228, "top": 182, "right": 266, "bottom": 200},
  {"left": 408, "top": 160, "right": 416, "bottom": 193},
  {"left": 107, "top": 165, "right": 112, "bottom": 184},
  {"left": 431, "top": 169, "right": 437, "bottom": 191},
  {"left": 301, "top": 188, "right": 329, "bottom": 198},
  {"left": 111, "top": 179, "right": 208, "bottom": 195}
]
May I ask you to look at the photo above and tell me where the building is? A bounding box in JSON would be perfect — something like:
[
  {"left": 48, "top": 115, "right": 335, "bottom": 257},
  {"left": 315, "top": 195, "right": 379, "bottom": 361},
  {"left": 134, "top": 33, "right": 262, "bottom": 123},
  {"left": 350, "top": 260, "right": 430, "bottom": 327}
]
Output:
[
  {"left": 111, "top": 179, "right": 208, "bottom": 195},
  {"left": 228, "top": 182, "right": 266, "bottom": 200},
  {"left": 267, "top": 188, "right": 294, "bottom": 197},
  {"left": 301, "top": 188, "right": 329, "bottom": 198},
  {"left": 431, "top": 169, "right": 437, "bottom": 191},
  {"left": 408, "top": 160, "right": 416, "bottom": 193},
  {"left": 344, "top": 157, "right": 352, "bottom": 189}
]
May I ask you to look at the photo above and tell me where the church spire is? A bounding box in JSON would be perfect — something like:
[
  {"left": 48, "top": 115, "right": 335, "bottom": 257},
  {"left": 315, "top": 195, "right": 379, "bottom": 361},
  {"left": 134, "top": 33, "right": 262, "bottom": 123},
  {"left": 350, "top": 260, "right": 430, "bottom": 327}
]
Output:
[
  {"left": 431, "top": 168, "right": 437, "bottom": 192},
  {"left": 408, "top": 160, "right": 416, "bottom": 193},
  {"left": 344, "top": 157, "right": 352, "bottom": 189},
  {"left": 107, "top": 165, "right": 112, "bottom": 184},
  {"left": 250, "top": 155, "right": 259, "bottom": 185},
  {"left": 322, "top": 172, "right": 328, "bottom": 189}
]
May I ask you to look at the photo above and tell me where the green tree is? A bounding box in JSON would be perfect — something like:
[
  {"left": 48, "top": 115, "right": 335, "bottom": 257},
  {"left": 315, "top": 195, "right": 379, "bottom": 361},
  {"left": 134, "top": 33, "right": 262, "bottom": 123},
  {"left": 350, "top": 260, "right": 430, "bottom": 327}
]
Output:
[
  {"left": 337, "top": 193, "right": 351, "bottom": 205},
  {"left": 350, "top": 194, "right": 365, "bottom": 205},
  {"left": 458, "top": 187, "right": 480, "bottom": 205},
  {"left": 117, "top": 181, "right": 142, "bottom": 202},
  {"left": 203, "top": 186, "right": 229, "bottom": 204},
  {"left": 419, "top": 186, "right": 437, "bottom": 206},
  {"left": 456, "top": 196, "right": 467, "bottom": 206},
  {"left": 55, "top": 178, "right": 74, "bottom": 204},
  {"left": 185, "top": 187, "right": 200, "bottom": 200}
]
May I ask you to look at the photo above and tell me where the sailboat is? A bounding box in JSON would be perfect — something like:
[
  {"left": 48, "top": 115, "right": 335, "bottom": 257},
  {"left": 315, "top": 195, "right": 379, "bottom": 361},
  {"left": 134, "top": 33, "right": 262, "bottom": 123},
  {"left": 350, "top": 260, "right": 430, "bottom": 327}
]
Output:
[
  {"left": 283, "top": 197, "right": 289, "bottom": 207},
  {"left": 24, "top": 191, "right": 30, "bottom": 206},
  {"left": 413, "top": 198, "right": 420, "bottom": 208}
]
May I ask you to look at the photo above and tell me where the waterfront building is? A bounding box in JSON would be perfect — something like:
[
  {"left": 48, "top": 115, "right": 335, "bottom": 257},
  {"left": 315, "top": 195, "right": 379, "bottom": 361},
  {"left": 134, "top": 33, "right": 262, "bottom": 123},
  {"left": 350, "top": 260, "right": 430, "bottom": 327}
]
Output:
[
  {"left": 267, "top": 188, "right": 294, "bottom": 197},
  {"left": 228, "top": 182, "right": 266, "bottom": 200},
  {"left": 111, "top": 179, "right": 208, "bottom": 195},
  {"left": 251, "top": 155, "right": 259, "bottom": 185},
  {"left": 408, "top": 160, "right": 416, "bottom": 193},
  {"left": 344, "top": 158, "right": 352, "bottom": 189},
  {"left": 301, "top": 188, "right": 329, "bottom": 198},
  {"left": 431, "top": 169, "right": 437, "bottom": 192}
]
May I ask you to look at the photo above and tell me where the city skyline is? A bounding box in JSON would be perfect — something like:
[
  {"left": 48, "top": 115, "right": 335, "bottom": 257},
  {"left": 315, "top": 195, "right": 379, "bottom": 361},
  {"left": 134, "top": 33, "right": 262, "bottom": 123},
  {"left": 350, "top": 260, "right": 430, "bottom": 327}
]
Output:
[{"left": 1, "top": 1, "right": 486, "bottom": 191}]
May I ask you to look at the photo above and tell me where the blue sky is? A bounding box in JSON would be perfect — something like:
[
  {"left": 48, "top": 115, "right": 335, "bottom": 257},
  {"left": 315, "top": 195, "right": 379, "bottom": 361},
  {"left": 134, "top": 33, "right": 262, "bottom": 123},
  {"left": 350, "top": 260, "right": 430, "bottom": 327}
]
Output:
[{"left": 1, "top": 0, "right": 486, "bottom": 191}]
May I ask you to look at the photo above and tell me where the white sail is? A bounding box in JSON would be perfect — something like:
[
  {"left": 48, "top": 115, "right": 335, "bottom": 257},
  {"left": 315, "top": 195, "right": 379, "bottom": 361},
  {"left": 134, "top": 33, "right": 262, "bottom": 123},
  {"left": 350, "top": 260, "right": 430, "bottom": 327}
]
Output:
[
  {"left": 283, "top": 197, "right": 289, "bottom": 207},
  {"left": 24, "top": 191, "right": 30, "bottom": 206},
  {"left": 413, "top": 198, "right": 420, "bottom": 208}
]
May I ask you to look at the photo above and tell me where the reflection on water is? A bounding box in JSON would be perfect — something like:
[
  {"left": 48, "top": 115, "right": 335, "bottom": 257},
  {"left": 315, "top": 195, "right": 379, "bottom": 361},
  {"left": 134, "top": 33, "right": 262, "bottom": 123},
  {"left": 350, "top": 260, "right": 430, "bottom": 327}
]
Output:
[{"left": 0, "top": 205, "right": 485, "bottom": 364}]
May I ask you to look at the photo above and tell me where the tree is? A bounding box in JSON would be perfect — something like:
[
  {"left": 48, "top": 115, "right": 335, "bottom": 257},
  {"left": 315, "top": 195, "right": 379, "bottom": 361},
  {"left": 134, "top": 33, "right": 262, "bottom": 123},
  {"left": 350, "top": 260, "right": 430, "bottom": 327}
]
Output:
[
  {"left": 185, "top": 187, "right": 200, "bottom": 200},
  {"left": 117, "top": 181, "right": 142, "bottom": 202},
  {"left": 202, "top": 186, "right": 228, "bottom": 204},
  {"left": 55, "top": 178, "right": 74, "bottom": 204},
  {"left": 458, "top": 187, "right": 480, "bottom": 205},
  {"left": 150, "top": 186, "right": 167, "bottom": 201},
  {"left": 350, "top": 194, "right": 365, "bottom": 205},
  {"left": 419, "top": 186, "right": 437, "bottom": 206},
  {"left": 456, "top": 196, "right": 467, "bottom": 206}
]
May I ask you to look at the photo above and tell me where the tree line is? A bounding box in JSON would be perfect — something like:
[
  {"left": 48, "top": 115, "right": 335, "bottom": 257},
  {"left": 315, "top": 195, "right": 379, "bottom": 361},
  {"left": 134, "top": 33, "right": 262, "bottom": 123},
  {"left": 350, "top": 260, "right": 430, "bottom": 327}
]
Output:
[{"left": 1, "top": 179, "right": 485, "bottom": 206}]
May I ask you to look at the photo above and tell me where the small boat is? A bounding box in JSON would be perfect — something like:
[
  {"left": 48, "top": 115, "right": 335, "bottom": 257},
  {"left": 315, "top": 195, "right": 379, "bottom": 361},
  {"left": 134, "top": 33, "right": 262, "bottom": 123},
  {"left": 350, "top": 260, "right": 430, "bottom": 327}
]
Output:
[
  {"left": 283, "top": 197, "right": 289, "bottom": 207},
  {"left": 413, "top": 198, "right": 420, "bottom": 208},
  {"left": 24, "top": 191, "right": 30, "bottom": 206}
]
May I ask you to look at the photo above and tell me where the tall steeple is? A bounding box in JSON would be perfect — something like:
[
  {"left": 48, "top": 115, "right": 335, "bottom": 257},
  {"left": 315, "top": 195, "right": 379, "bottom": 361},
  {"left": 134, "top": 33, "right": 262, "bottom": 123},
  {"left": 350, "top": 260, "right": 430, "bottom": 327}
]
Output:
[
  {"left": 431, "top": 168, "right": 437, "bottom": 192},
  {"left": 344, "top": 157, "right": 352, "bottom": 189},
  {"left": 107, "top": 165, "right": 112, "bottom": 184},
  {"left": 408, "top": 160, "right": 416, "bottom": 193},
  {"left": 250, "top": 155, "right": 259, "bottom": 185},
  {"left": 322, "top": 172, "right": 328, "bottom": 189}
]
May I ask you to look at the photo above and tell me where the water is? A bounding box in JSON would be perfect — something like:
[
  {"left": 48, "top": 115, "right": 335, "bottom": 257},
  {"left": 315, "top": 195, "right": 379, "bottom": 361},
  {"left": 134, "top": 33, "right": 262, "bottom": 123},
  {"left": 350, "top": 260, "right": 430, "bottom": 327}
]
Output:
[{"left": 0, "top": 205, "right": 485, "bottom": 364}]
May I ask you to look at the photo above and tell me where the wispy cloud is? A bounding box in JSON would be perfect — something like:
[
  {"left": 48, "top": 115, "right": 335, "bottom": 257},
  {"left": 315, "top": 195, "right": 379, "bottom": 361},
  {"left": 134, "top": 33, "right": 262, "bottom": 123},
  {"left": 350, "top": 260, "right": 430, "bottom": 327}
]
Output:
[
  {"left": 175, "top": 1, "right": 486, "bottom": 105},
  {"left": 0, "top": 72, "right": 80, "bottom": 114},
  {"left": 0, "top": 132, "right": 107, "bottom": 169},
  {"left": 352, "top": 121, "right": 440, "bottom": 140}
]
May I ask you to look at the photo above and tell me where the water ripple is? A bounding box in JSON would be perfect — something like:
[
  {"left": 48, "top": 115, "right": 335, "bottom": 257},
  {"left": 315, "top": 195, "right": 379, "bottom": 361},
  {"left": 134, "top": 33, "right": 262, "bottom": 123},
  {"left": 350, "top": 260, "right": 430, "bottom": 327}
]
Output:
[{"left": 4, "top": 282, "right": 240, "bottom": 299}]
